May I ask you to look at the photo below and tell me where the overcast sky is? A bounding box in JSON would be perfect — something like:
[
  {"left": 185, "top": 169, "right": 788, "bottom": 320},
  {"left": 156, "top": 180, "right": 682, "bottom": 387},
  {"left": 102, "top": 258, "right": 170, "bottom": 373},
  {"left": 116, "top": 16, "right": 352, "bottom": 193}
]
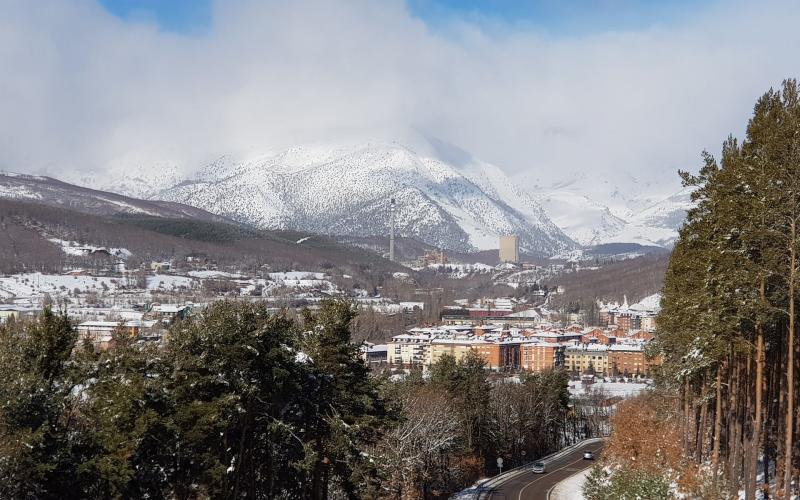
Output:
[{"left": 1, "top": 0, "right": 799, "bottom": 189}]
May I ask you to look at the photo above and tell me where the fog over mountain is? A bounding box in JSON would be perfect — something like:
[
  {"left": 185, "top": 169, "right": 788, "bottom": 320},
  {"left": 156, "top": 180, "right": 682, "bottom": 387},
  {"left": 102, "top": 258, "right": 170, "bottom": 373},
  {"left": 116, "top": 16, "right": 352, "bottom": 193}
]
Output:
[{"left": 1, "top": 0, "right": 799, "bottom": 247}]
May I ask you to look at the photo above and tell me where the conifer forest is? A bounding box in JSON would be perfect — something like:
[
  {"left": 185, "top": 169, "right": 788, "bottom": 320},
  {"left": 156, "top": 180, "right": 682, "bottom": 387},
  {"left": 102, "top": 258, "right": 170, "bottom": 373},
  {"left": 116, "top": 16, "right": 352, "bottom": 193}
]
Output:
[
  {"left": 0, "top": 301, "right": 597, "bottom": 499},
  {"left": 656, "top": 79, "right": 800, "bottom": 498}
]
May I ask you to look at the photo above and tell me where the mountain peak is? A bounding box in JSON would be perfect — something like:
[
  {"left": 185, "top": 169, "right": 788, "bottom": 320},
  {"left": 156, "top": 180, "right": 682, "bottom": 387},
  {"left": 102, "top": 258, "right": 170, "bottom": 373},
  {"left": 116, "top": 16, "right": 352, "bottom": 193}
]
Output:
[{"left": 77, "top": 141, "right": 576, "bottom": 256}]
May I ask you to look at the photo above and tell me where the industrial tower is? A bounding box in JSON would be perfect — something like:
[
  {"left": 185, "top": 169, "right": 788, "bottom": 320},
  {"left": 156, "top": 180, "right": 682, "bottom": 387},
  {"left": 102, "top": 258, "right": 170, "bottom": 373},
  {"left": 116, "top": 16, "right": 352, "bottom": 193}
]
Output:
[{"left": 389, "top": 198, "right": 396, "bottom": 261}]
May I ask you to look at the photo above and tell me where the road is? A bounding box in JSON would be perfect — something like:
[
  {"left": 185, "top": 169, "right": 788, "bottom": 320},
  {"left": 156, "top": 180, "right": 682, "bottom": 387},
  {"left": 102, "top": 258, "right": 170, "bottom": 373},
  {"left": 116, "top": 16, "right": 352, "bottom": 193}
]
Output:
[{"left": 486, "top": 441, "right": 603, "bottom": 500}]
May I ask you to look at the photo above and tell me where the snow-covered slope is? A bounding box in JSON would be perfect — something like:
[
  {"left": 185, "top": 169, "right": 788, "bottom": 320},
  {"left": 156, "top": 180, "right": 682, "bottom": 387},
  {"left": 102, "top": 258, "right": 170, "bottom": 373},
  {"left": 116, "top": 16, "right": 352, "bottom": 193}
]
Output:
[
  {"left": 0, "top": 172, "right": 230, "bottom": 222},
  {"left": 611, "top": 188, "right": 693, "bottom": 246},
  {"left": 146, "top": 143, "right": 576, "bottom": 256},
  {"left": 523, "top": 170, "right": 693, "bottom": 247},
  {"left": 64, "top": 161, "right": 183, "bottom": 200},
  {"left": 55, "top": 133, "right": 691, "bottom": 251}
]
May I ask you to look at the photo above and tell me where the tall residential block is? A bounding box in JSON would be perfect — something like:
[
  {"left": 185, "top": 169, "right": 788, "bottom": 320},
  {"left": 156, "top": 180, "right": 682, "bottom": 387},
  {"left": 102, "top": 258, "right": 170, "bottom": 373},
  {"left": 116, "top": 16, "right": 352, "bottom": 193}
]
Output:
[{"left": 499, "top": 235, "right": 519, "bottom": 264}]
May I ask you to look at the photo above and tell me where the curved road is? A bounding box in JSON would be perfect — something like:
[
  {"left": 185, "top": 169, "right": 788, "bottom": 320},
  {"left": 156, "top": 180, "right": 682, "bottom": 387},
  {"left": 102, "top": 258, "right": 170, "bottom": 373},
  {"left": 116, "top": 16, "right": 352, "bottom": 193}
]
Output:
[{"left": 487, "top": 441, "right": 603, "bottom": 500}]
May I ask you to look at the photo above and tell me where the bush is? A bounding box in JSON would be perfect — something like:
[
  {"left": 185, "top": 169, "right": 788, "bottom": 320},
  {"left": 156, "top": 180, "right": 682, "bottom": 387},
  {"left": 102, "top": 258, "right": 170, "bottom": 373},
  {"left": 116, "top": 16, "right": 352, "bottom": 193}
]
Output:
[{"left": 583, "top": 465, "right": 672, "bottom": 500}]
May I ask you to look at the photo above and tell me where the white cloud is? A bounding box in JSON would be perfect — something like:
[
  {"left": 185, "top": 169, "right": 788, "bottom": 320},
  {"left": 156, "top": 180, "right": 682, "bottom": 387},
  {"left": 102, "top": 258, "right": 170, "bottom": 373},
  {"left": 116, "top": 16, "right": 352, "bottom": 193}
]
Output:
[{"left": 0, "top": 0, "right": 798, "bottom": 192}]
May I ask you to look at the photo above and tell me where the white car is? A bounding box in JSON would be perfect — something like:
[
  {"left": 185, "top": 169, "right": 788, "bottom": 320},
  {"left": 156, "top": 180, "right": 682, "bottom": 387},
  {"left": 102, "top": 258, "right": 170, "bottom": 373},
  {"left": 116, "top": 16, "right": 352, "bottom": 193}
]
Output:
[
  {"left": 531, "top": 461, "right": 546, "bottom": 473},
  {"left": 583, "top": 451, "right": 595, "bottom": 460}
]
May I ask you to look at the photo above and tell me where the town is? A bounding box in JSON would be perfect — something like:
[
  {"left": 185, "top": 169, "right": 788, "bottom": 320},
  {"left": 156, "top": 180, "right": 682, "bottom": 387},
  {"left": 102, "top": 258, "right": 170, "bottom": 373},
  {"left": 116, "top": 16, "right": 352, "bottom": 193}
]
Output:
[
  {"left": 1, "top": 233, "right": 662, "bottom": 384},
  {"left": 376, "top": 294, "right": 659, "bottom": 377}
]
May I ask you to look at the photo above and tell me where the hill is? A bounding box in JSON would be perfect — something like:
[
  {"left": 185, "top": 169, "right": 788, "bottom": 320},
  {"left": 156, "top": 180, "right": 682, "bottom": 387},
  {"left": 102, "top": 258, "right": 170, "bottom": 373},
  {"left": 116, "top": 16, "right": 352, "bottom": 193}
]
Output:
[
  {"left": 0, "top": 198, "right": 402, "bottom": 283},
  {"left": 0, "top": 172, "right": 230, "bottom": 222}
]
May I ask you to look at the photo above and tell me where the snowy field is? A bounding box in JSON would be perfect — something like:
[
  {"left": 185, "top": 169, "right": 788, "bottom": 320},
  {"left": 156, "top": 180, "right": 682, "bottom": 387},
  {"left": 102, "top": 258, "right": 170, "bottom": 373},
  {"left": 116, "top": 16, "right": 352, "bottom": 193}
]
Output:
[
  {"left": 0, "top": 273, "right": 125, "bottom": 299},
  {"left": 0, "top": 272, "right": 206, "bottom": 300},
  {"left": 0, "top": 270, "right": 339, "bottom": 301},
  {"left": 187, "top": 270, "right": 244, "bottom": 279},
  {"left": 146, "top": 275, "right": 197, "bottom": 291},
  {"left": 268, "top": 271, "right": 326, "bottom": 280}
]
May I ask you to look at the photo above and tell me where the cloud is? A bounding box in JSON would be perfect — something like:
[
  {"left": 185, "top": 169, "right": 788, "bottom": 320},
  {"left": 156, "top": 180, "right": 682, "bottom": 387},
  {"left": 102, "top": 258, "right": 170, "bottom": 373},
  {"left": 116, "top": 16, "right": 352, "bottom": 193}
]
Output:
[{"left": 0, "top": 0, "right": 798, "bottom": 191}]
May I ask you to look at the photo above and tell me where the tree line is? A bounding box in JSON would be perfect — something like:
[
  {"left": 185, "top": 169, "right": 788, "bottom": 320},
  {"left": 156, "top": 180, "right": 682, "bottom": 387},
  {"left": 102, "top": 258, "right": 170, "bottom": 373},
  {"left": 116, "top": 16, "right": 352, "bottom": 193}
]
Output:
[
  {"left": 657, "top": 79, "right": 800, "bottom": 497},
  {"left": 0, "top": 300, "right": 595, "bottom": 499}
]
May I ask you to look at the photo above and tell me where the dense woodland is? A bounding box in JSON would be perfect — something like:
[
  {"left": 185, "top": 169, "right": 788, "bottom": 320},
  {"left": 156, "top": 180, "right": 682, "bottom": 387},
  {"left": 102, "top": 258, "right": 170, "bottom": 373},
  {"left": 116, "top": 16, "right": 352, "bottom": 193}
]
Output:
[
  {"left": 638, "top": 80, "right": 800, "bottom": 498},
  {"left": 0, "top": 301, "right": 600, "bottom": 499},
  {"left": 547, "top": 252, "right": 669, "bottom": 310}
]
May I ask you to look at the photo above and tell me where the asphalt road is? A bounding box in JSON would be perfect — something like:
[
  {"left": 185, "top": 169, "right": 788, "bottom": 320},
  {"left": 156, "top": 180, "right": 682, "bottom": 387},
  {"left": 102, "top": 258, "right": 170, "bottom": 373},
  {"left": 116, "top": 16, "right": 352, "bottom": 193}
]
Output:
[{"left": 486, "top": 441, "right": 603, "bottom": 500}]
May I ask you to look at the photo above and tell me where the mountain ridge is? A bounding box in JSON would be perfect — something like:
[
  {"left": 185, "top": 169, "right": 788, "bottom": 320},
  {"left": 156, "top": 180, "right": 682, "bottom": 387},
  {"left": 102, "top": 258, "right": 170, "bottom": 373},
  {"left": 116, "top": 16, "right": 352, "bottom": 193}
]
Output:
[
  {"left": 91, "top": 142, "right": 578, "bottom": 257},
  {"left": 54, "top": 139, "right": 692, "bottom": 253}
]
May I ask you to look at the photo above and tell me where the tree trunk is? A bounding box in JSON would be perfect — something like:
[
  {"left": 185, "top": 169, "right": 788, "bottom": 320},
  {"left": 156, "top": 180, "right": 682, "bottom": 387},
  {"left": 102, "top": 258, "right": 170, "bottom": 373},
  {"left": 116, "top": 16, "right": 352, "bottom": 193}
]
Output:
[
  {"left": 698, "top": 376, "right": 708, "bottom": 464},
  {"left": 683, "top": 377, "right": 690, "bottom": 454},
  {"left": 729, "top": 357, "right": 742, "bottom": 494},
  {"left": 785, "top": 219, "right": 796, "bottom": 496},
  {"left": 713, "top": 364, "right": 723, "bottom": 491},
  {"left": 745, "top": 315, "right": 765, "bottom": 500}
]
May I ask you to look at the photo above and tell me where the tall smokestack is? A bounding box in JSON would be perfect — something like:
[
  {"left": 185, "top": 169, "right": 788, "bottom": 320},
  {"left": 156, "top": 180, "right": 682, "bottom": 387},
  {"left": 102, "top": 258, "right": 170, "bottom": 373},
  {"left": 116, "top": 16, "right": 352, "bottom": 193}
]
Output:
[{"left": 389, "top": 198, "right": 396, "bottom": 262}]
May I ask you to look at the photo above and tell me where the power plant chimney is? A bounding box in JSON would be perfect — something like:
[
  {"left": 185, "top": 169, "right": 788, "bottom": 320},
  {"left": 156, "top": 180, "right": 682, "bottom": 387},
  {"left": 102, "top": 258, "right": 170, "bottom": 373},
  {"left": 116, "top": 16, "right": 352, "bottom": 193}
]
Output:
[{"left": 389, "top": 198, "right": 396, "bottom": 262}]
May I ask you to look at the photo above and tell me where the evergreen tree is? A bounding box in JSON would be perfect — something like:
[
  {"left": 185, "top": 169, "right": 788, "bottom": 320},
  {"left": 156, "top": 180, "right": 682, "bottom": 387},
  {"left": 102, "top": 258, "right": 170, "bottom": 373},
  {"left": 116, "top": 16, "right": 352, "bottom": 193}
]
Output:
[
  {"left": 658, "top": 79, "right": 800, "bottom": 495},
  {"left": 298, "top": 300, "right": 390, "bottom": 498},
  {"left": 164, "top": 300, "right": 312, "bottom": 498},
  {"left": 0, "top": 308, "right": 100, "bottom": 498}
]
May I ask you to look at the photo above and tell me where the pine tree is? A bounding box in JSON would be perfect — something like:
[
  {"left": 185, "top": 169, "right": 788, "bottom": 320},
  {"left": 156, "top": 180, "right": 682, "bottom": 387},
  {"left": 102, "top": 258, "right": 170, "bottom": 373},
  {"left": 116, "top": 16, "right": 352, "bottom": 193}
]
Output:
[
  {"left": 164, "top": 300, "right": 311, "bottom": 498},
  {"left": 0, "top": 308, "right": 101, "bottom": 498},
  {"left": 298, "top": 300, "right": 389, "bottom": 499},
  {"left": 657, "top": 79, "right": 800, "bottom": 496}
]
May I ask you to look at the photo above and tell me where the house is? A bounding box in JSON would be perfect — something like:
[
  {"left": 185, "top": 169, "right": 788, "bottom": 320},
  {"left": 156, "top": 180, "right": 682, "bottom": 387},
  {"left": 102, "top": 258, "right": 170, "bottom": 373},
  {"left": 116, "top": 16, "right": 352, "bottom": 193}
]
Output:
[
  {"left": 150, "top": 261, "right": 171, "bottom": 272},
  {"left": 76, "top": 320, "right": 156, "bottom": 350},
  {"left": 389, "top": 334, "right": 432, "bottom": 366},
  {"left": 149, "top": 303, "right": 192, "bottom": 322},
  {"left": 597, "top": 294, "right": 661, "bottom": 333},
  {"left": 360, "top": 343, "right": 389, "bottom": 365},
  {"left": 0, "top": 304, "right": 41, "bottom": 324},
  {"left": 581, "top": 328, "right": 616, "bottom": 345}
]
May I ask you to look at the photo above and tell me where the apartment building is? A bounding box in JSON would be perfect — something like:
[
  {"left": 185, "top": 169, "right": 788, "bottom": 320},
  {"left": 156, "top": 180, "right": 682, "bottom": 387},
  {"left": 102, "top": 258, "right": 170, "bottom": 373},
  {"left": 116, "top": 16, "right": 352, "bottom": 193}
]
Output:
[
  {"left": 608, "top": 344, "right": 659, "bottom": 377},
  {"left": 521, "top": 343, "right": 565, "bottom": 372},
  {"left": 564, "top": 345, "right": 610, "bottom": 375}
]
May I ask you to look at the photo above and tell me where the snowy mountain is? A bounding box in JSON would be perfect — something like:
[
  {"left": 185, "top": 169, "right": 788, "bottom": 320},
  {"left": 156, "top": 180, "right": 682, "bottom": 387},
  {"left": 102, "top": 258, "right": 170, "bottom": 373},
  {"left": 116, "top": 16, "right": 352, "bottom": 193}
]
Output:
[
  {"left": 140, "top": 143, "right": 577, "bottom": 256},
  {"left": 522, "top": 170, "right": 692, "bottom": 248},
  {"left": 56, "top": 136, "right": 692, "bottom": 252},
  {"left": 0, "top": 172, "right": 229, "bottom": 222}
]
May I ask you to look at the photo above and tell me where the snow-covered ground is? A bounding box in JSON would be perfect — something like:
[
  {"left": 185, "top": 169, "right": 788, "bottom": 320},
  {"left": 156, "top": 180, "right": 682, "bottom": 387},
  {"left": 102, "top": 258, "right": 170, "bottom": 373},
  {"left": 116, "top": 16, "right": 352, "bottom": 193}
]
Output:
[
  {"left": 268, "top": 271, "right": 327, "bottom": 280},
  {"left": 0, "top": 269, "right": 340, "bottom": 302},
  {"left": 631, "top": 293, "right": 661, "bottom": 311},
  {"left": 48, "top": 238, "right": 132, "bottom": 260},
  {"left": 569, "top": 381, "right": 651, "bottom": 398},
  {"left": 187, "top": 270, "right": 244, "bottom": 279},
  {"left": 551, "top": 468, "right": 590, "bottom": 500},
  {"left": 147, "top": 275, "right": 197, "bottom": 291},
  {"left": 426, "top": 262, "right": 493, "bottom": 278},
  {"left": 0, "top": 273, "right": 124, "bottom": 299}
]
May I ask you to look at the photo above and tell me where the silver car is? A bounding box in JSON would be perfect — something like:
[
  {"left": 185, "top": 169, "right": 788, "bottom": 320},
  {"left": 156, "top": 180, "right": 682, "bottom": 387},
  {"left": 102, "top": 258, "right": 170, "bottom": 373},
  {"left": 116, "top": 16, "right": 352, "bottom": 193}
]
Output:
[
  {"left": 531, "top": 461, "right": 546, "bottom": 473},
  {"left": 583, "top": 451, "right": 595, "bottom": 460}
]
